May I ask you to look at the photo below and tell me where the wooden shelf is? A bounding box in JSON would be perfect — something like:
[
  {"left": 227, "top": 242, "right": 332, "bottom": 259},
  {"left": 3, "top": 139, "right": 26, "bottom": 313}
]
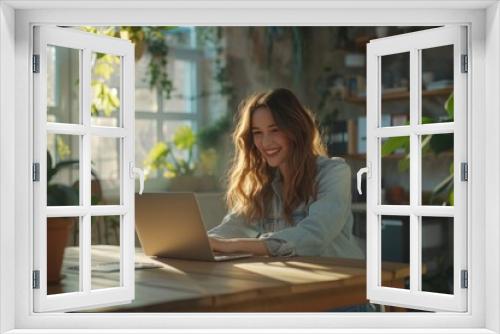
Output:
[{"left": 345, "top": 87, "right": 453, "bottom": 104}]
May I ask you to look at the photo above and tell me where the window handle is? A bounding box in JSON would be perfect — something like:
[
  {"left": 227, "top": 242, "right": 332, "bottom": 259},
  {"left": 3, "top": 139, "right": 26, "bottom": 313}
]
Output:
[
  {"left": 356, "top": 163, "right": 371, "bottom": 195},
  {"left": 129, "top": 162, "right": 144, "bottom": 195}
]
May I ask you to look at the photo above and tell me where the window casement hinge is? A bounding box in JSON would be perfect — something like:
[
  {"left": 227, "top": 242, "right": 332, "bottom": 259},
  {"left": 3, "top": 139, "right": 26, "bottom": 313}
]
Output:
[
  {"left": 461, "top": 270, "right": 468, "bottom": 289},
  {"left": 32, "top": 55, "right": 40, "bottom": 73},
  {"left": 33, "top": 163, "right": 40, "bottom": 182},
  {"left": 461, "top": 162, "right": 468, "bottom": 182},
  {"left": 33, "top": 270, "right": 40, "bottom": 289},
  {"left": 461, "top": 54, "right": 468, "bottom": 73}
]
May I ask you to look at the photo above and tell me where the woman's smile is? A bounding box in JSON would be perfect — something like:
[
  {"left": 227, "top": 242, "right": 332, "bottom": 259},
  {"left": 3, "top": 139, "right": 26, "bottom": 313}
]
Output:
[{"left": 264, "top": 147, "right": 281, "bottom": 157}]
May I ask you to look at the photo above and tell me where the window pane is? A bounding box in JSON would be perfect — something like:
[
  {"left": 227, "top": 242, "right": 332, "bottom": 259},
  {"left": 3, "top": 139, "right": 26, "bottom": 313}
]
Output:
[
  {"left": 47, "top": 134, "right": 80, "bottom": 206},
  {"left": 162, "top": 59, "right": 193, "bottom": 113},
  {"left": 380, "top": 136, "right": 410, "bottom": 205},
  {"left": 91, "top": 52, "right": 121, "bottom": 127},
  {"left": 381, "top": 52, "right": 410, "bottom": 127},
  {"left": 47, "top": 45, "right": 80, "bottom": 124},
  {"left": 136, "top": 119, "right": 158, "bottom": 169},
  {"left": 381, "top": 215, "right": 410, "bottom": 289},
  {"left": 421, "top": 134, "right": 454, "bottom": 206},
  {"left": 165, "top": 28, "right": 195, "bottom": 48},
  {"left": 47, "top": 217, "right": 80, "bottom": 295},
  {"left": 91, "top": 216, "right": 121, "bottom": 290},
  {"left": 135, "top": 53, "right": 158, "bottom": 113},
  {"left": 422, "top": 216, "right": 453, "bottom": 294},
  {"left": 91, "top": 137, "right": 121, "bottom": 205},
  {"left": 421, "top": 45, "right": 454, "bottom": 124}
]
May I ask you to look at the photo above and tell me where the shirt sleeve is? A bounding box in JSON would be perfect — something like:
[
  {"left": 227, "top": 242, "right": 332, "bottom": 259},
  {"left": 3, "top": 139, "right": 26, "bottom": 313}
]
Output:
[
  {"left": 258, "top": 159, "right": 353, "bottom": 256},
  {"left": 208, "top": 211, "right": 260, "bottom": 239},
  {"left": 263, "top": 238, "right": 296, "bottom": 257}
]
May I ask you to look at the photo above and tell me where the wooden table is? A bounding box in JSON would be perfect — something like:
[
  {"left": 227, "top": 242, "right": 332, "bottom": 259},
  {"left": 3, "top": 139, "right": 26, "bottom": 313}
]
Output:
[{"left": 51, "top": 246, "right": 409, "bottom": 312}]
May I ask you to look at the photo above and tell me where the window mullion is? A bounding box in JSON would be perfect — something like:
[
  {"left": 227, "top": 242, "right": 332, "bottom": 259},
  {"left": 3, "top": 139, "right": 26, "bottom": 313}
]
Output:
[
  {"left": 409, "top": 48, "right": 422, "bottom": 292},
  {"left": 46, "top": 123, "right": 86, "bottom": 135},
  {"left": 81, "top": 47, "right": 92, "bottom": 293}
]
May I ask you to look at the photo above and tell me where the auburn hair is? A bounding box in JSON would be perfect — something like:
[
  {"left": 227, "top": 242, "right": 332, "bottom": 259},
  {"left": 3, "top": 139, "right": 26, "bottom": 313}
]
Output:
[{"left": 226, "top": 88, "right": 327, "bottom": 225}]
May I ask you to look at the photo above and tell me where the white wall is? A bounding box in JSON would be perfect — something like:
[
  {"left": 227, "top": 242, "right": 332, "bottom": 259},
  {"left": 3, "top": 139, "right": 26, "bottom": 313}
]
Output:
[
  {"left": 0, "top": 2, "right": 16, "bottom": 333},
  {"left": 485, "top": 2, "right": 500, "bottom": 333}
]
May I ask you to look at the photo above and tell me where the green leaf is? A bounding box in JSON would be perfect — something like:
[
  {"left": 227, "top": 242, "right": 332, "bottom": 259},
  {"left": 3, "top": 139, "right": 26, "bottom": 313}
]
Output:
[
  {"left": 381, "top": 136, "right": 409, "bottom": 156},
  {"left": 93, "top": 62, "right": 115, "bottom": 80},
  {"left": 421, "top": 116, "right": 434, "bottom": 124},
  {"left": 56, "top": 136, "right": 71, "bottom": 160},
  {"left": 144, "top": 142, "right": 170, "bottom": 170},
  {"left": 165, "top": 162, "right": 176, "bottom": 173},
  {"left": 91, "top": 81, "right": 120, "bottom": 116},
  {"left": 173, "top": 126, "right": 196, "bottom": 150},
  {"left": 445, "top": 93, "right": 454, "bottom": 120}
]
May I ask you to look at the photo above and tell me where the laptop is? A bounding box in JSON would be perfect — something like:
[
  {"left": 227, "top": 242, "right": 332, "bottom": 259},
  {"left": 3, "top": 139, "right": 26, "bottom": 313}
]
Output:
[{"left": 135, "top": 192, "right": 252, "bottom": 261}]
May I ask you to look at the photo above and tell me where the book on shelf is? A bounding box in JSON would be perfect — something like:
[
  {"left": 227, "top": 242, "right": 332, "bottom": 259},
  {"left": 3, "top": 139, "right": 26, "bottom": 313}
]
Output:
[{"left": 327, "top": 120, "right": 348, "bottom": 155}]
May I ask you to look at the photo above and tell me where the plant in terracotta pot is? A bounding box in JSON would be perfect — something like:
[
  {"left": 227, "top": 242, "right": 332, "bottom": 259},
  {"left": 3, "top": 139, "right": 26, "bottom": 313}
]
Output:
[{"left": 46, "top": 150, "right": 79, "bottom": 284}]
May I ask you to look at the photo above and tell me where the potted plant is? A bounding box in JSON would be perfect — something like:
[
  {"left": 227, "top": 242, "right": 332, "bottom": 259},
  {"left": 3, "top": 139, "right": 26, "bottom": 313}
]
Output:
[
  {"left": 46, "top": 149, "right": 103, "bottom": 283},
  {"left": 46, "top": 150, "right": 79, "bottom": 283},
  {"left": 381, "top": 93, "right": 454, "bottom": 205},
  {"left": 143, "top": 126, "right": 218, "bottom": 192}
]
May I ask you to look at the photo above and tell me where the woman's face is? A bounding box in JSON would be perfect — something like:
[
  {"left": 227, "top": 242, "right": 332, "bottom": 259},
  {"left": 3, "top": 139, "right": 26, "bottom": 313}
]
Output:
[{"left": 251, "top": 107, "right": 290, "bottom": 172}]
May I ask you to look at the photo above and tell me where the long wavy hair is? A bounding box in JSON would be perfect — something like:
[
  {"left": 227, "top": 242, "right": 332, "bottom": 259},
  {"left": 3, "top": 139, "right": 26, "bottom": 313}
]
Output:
[{"left": 226, "top": 88, "right": 327, "bottom": 225}]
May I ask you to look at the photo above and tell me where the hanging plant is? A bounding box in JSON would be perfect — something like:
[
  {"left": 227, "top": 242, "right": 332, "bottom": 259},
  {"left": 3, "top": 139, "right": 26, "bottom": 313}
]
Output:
[
  {"left": 197, "top": 27, "right": 233, "bottom": 97},
  {"left": 143, "top": 27, "right": 175, "bottom": 99},
  {"left": 82, "top": 26, "right": 176, "bottom": 102}
]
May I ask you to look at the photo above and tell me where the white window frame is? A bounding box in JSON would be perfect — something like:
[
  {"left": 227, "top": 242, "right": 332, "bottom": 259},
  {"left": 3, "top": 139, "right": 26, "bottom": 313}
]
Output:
[
  {"left": 365, "top": 26, "right": 468, "bottom": 312},
  {"left": 0, "top": 1, "right": 499, "bottom": 333},
  {"left": 32, "top": 26, "right": 136, "bottom": 312}
]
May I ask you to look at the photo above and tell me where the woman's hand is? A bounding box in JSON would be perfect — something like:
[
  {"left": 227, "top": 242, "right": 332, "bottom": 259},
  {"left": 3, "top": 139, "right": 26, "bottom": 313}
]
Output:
[
  {"left": 208, "top": 236, "right": 269, "bottom": 256},
  {"left": 208, "top": 237, "right": 236, "bottom": 253}
]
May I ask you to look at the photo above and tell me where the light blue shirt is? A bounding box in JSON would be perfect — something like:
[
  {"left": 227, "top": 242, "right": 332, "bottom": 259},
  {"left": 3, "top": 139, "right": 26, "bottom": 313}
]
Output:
[{"left": 208, "top": 156, "right": 364, "bottom": 259}]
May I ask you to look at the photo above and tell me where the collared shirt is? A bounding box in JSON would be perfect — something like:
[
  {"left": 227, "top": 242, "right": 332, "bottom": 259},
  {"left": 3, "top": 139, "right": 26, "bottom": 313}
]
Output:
[{"left": 208, "top": 156, "right": 364, "bottom": 259}]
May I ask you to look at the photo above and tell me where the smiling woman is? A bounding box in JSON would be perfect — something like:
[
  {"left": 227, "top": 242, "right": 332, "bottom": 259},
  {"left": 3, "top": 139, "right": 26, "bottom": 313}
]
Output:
[{"left": 208, "top": 88, "right": 364, "bottom": 260}]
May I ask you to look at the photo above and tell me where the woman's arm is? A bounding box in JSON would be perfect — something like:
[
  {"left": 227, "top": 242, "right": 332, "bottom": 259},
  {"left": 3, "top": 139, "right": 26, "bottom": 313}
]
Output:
[
  {"left": 208, "top": 211, "right": 260, "bottom": 238},
  {"left": 208, "top": 237, "right": 269, "bottom": 256},
  {"left": 258, "top": 158, "right": 354, "bottom": 256}
]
